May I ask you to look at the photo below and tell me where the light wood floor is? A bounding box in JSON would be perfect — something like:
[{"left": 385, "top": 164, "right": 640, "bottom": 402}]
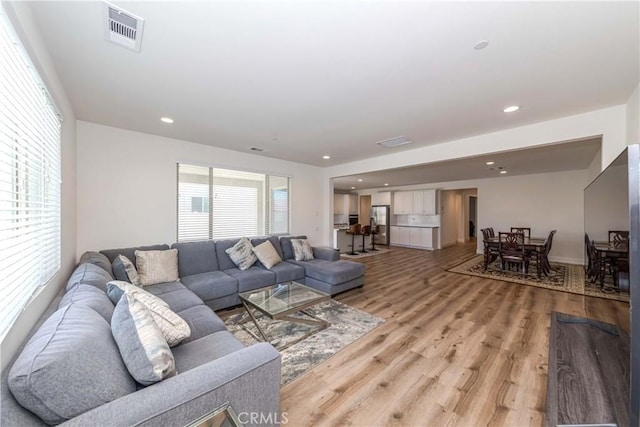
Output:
[{"left": 280, "top": 241, "right": 630, "bottom": 426}]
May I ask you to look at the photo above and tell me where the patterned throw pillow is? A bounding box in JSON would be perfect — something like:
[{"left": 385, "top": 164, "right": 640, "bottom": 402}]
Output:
[
  {"left": 225, "top": 237, "right": 257, "bottom": 271},
  {"left": 111, "top": 293, "right": 176, "bottom": 385},
  {"left": 252, "top": 240, "right": 282, "bottom": 269},
  {"left": 112, "top": 254, "right": 140, "bottom": 285},
  {"left": 135, "top": 249, "right": 179, "bottom": 286},
  {"left": 107, "top": 281, "right": 190, "bottom": 347},
  {"left": 291, "top": 239, "right": 314, "bottom": 261}
]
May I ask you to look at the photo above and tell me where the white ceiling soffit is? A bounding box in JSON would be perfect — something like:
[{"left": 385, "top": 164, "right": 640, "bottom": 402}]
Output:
[{"left": 28, "top": 2, "right": 639, "bottom": 166}]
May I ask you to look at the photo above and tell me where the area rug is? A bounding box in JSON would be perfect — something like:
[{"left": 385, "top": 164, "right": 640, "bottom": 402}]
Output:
[
  {"left": 447, "top": 255, "right": 629, "bottom": 302},
  {"left": 340, "top": 247, "right": 391, "bottom": 259},
  {"left": 223, "top": 300, "right": 384, "bottom": 385}
]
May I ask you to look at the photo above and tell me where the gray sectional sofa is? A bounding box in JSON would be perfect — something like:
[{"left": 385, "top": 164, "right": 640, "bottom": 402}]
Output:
[{"left": 1, "top": 235, "right": 365, "bottom": 426}]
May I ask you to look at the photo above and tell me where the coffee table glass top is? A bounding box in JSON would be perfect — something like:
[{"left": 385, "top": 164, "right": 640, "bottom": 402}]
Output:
[{"left": 238, "top": 282, "right": 330, "bottom": 317}]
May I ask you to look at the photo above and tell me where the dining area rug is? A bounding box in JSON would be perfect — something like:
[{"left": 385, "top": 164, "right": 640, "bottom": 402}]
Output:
[
  {"left": 222, "top": 300, "right": 385, "bottom": 385},
  {"left": 447, "top": 255, "right": 629, "bottom": 302}
]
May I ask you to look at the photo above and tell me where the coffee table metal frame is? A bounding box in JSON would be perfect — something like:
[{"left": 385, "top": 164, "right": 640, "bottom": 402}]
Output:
[{"left": 238, "top": 282, "right": 331, "bottom": 350}]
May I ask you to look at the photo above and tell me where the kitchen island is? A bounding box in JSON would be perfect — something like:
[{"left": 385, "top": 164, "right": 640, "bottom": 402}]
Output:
[{"left": 333, "top": 228, "right": 372, "bottom": 254}]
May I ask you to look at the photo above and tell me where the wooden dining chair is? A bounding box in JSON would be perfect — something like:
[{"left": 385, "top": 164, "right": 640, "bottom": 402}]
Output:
[
  {"left": 541, "top": 230, "right": 557, "bottom": 275},
  {"left": 481, "top": 228, "right": 499, "bottom": 270},
  {"left": 499, "top": 232, "right": 527, "bottom": 275},
  {"left": 510, "top": 227, "right": 531, "bottom": 239},
  {"left": 608, "top": 230, "right": 629, "bottom": 246}
]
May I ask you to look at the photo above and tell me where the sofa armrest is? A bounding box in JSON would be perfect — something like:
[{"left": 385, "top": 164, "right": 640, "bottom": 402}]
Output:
[
  {"left": 60, "top": 343, "right": 281, "bottom": 427},
  {"left": 313, "top": 246, "right": 340, "bottom": 261}
]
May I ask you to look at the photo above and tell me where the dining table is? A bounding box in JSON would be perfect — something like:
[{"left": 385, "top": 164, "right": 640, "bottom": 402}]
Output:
[
  {"left": 593, "top": 241, "right": 629, "bottom": 287},
  {"left": 484, "top": 235, "right": 547, "bottom": 278}
]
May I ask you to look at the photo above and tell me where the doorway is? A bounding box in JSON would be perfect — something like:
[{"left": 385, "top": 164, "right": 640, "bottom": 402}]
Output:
[
  {"left": 469, "top": 196, "right": 477, "bottom": 238},
  {"left": 360, "top": 195, "right": 371, "bottom": 226}
]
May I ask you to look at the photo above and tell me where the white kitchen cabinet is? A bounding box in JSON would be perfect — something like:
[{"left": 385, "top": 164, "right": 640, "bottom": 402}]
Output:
[
  {"left": 333, "top": 194, "right": 346, "bottom": 215},
  {"left": 390, "top": 226, "right": 410, "bottom": 246},
  {"left": 393, "top": 192, "right": 413, "bottom": 214},
  {"left": 412, "top": 190, "right": 436, "bottom": 215},
  {"left": 348, "top": 194, "right": 358, "bottom": 214},
  {"left": 410, "top": 227, "right": 430, "bottom": 247},
  {"left": 371, "top": 191, "right": 391, "bottom": 206}
]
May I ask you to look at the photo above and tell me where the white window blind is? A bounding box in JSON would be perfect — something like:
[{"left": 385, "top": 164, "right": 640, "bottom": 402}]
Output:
[
  {"left": 177, "top": 164, "right": 289, "bottom": 241},
  {"left": 0, "top": 10, "right": 62, "bottom": 341}
]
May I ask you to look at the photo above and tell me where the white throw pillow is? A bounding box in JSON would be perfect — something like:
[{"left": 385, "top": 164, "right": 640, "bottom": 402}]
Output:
[
  {"left": 107, "top": 281, "right": 191, "bottom": 347},
  {"left": 225, "top": 237, "right": 257, "bottom": 271},
  {"left": 252, "top": 240, "right": 283, "bottom": 269},
  {"left": 291, "top": 239, "right": 314, "bottom": 261},
  {"left": 135, "top": 249, "right": 179, "bottom": 286}
]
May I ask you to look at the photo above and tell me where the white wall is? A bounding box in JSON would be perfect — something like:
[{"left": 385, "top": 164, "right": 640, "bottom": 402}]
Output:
[
  {"left": 1, "top": 2, "right": 77, "bottom": 371},
  {"left": 76, "top": 122, "right": 326, "bottom": 254},
  {"left": 627, "top": 82, "right": 639, "bottom": 146}
]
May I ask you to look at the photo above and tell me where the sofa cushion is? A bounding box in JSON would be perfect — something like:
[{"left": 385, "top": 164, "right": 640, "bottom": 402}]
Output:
[
  {"left": 78, "top": 251, "right": 114, "bottom": 277},
  {"left": 291, "top": 238, "right": 314, "bottom": 261},
  {"left": 112, "top": 254, "right": 140, "bottom": 285},
  {"left": 112, "top": 294, "right": 177, "bottom": 386},
  {"left": 225, "top": 237, "right": 257, "bottom": 271},
  {"left": 135, "top": 249, "right": 180, "bottom": 286},
  {"left": 291, "top": 259, "right": 365, "bottom": 285},
  {"left": 252, "top": 240, "right": 282, "bottom": 269},
  {"left": 172, "top": 331, "right": 246, "bottom": 373},
  {"left": 224, "top": 266, "right": 276, "bottom": 293},
  {"left": 176, "top": 305, "right": 227, "bottom": 342},
  {"left": 268, "top": 261, "right": 306, "bottom": 283},
  {"left": 145, "top": 281, "right": 205, "bottom": 313},
  {"left": 8, "top": 304, "right": 135, "bottom": 425},
  {"left": 65, "top": 262, "right": 113, "bottom": 293},
  {"left": 107, "top": 281, "right": 190, "bottom": 347},
  {"left": 251, "top": 236, "right": 285, "bottom": 261},
  {"left": 59, "top": 283, "right": 114, "bottom": 322},
  {"left": 100, "top": 244, "right": 170, "bottom": 264},
  {"left": 279, "top": 235, "right": 307, "bottom": 261},
  {"left": 172, "top": 240, "right": 219, "bottom": 276},
  {"left": 181, "top": 271, "right": 238, "bottom": 301}
]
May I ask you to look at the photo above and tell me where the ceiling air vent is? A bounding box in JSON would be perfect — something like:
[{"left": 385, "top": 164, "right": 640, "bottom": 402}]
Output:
[
  {"left": 377, "top": 136, "right": 412, "bottom": 148},
  {"left": 103, "top": 2, "right": 145, "bottom": 52}
]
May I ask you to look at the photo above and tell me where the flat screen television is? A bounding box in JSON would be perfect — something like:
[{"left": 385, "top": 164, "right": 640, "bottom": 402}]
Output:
[{"left": 584, "top": 144, "right": 639, "bottom": 425}]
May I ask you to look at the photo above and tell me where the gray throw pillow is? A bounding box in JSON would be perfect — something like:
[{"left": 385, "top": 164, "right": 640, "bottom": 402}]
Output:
[
  {"left": 112, "top": 254, "right": 140, "bottom": 285},
  {"left": 291, "top": 238, "right": 314, "bottom": 261},
  {"left": 111, "top": 293, "right": 177, "bottom": 386},
  {"left": 225, "top": 237, "right": 257, "bottom": 271},
  {"left": 8, "top": 304, "right": 135, "bottom": 425}
]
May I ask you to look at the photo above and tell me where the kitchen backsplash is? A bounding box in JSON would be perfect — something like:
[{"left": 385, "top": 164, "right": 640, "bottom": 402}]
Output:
[{"left": 395, "top": 214, "right": 440, "bottom": 227}]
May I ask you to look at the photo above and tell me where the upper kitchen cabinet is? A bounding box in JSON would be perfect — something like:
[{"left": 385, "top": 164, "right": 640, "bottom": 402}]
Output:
[
  {"left": 413, "top": 190, "right": 436, "bottom": 215},
  {"left": 371, "top": 191, "right": 391, "bottom": 206},
  {"left": 334, "top": 193, "right": 346, "bottom": 215},
  {"left": 393, "top": 191, "right": 413, "bottom": 214},
  {"left": 348, "top": 194, "right": 358, "bottom": 215}
]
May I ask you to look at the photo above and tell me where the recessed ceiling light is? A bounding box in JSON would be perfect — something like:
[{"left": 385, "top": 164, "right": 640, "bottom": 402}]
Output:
[
  {"left": 161, "top": 117, "right": 174, "bottom": 123},
  {"left": 474, "top": 40, "right": 489, "bottom": 50},
  {"left": 503, "top": 105, "right": 520, "bottom": 113},
  {"left": 351, "top": 186, "right": 356, "bottom": 190},
  {"left": 500, "top": 170, "right": 508, "bottom": 174},
  {"left": 486, "top": 161, "right": 495, "bottom": 165},
  {"left": 357, "top": 179, "right": 363, "bottom": 182},
  {"left": 384, "top": 183, "right": 389, "bottom": 186},
  {"left": 322, "top": 155, "right": 330, "bottom": 160}
]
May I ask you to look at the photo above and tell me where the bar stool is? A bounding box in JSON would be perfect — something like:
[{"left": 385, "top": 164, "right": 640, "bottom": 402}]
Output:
[
  {"left": 370, "top": 225, "right": 380, "bottom": 251},
  {"left": 346, "top": 224, "right": 361, "bottom": 255},
  {"left": 360, "top": 225, "right": 371, "bottom": 253}
]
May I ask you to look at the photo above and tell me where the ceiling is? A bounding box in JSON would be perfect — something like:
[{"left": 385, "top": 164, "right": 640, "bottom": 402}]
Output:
[
  {"left": 332, "top": 137, "right": 602, "bottom": 191},
  {"left": 25, "top": 1, "right": 638, "bottom": 167}
]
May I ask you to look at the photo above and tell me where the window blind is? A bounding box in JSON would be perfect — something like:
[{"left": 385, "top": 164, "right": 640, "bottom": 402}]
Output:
[
  {"left": 177, "top": 164, "right": 289, "bottom": 241},
  {"left": 0, "top": 10, "right": 62, "bottom": 341}
]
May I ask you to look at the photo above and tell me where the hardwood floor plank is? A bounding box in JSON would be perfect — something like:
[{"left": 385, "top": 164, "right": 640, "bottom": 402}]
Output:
[{"left": 280, "top": 241, "right": 630, "bottom": 426}]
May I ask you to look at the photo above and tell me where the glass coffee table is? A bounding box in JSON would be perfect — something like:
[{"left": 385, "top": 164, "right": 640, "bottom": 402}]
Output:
[{"left": 238, "top": 282, "right": 331, "bottom": 350}]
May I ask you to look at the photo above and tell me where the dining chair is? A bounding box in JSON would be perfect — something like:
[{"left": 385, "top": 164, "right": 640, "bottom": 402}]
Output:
[
  {"left": 499, "top": 232, "right": 527, "bottom": 275},
  {"left": 488, "top": 227, "right": 495, "bottom": 237},
  {"left": 608, "top": 230, "right": 629, "bottom": 246},
  {"left": 541, "top": 230, "right": 557, "bottom": 275},
  {"left": 346, "top": 224, "right": 361, "bottom": 255},
  {"left": 585, "top": 235, "right": 603, "bottom": 284},
  {"left": 481, "top": 228, "right": 499, "bottom": 270},
  {"left": 510, "top": 227, "right": 531, "bottom": 239}
]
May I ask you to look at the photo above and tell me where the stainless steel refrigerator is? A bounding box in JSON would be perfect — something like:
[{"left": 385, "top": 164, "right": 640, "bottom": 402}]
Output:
[{"left": 370, "top": 205, "right": 390, "bottom": 245}]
